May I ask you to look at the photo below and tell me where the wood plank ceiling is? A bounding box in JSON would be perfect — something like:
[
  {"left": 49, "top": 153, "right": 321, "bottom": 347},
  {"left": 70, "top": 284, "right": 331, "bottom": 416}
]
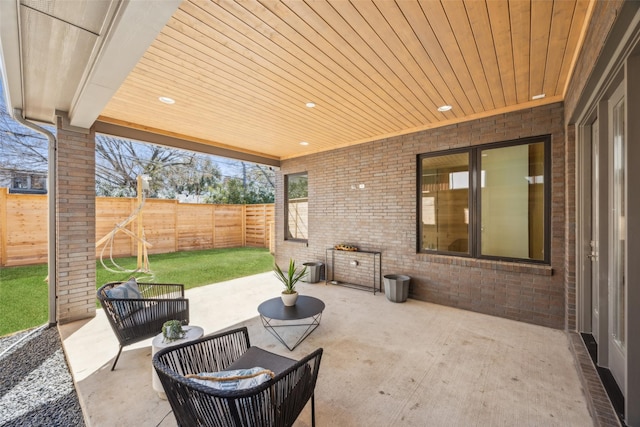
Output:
[{"left": 98, "top": 0, "right": 592, "bottom": 161}]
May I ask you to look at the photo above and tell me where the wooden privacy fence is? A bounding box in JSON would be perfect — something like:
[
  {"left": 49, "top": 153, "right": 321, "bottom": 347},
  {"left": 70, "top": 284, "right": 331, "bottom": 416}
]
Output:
[{"left": 0, "top": 188, "right": 274, "bottom": 267}]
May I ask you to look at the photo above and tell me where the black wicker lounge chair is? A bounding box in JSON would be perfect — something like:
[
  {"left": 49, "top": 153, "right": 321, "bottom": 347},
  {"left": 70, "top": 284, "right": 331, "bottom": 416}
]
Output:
[
  {"left": 97, "top": 280, "right": 189, "bottom": 370},
  {"left": 152, "top": 327, "right": 323, "bottom": 427}
]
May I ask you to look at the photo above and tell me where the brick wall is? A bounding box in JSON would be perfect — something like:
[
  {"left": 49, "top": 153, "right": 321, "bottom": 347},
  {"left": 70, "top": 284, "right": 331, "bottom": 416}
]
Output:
[
  {"left": 277, "top": 102, "right": 566, "bottom": 329},
  {"left": 565, "top": 124, "right": 577, "bottom": 331},
  {"left": 55, "top": 118, "right": 97, "bottom": 323}
]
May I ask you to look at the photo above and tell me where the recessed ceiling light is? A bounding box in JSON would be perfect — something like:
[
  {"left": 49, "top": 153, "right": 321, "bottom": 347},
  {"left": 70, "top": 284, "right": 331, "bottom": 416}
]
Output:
[
  {"left": 300, "top": 141, "right": 309, "bottom": 146},
  {"left": 159, "top": 96, "right": 175, "bottom": 104},
  {"left": 305, "top": 102, "right": 316, "bottom": 108},
  {"left": 532, "top": 94, "right": 546, "bottom": 100},
  {"left": 437, "top": 105, "right": 452, "bottom": 112}
]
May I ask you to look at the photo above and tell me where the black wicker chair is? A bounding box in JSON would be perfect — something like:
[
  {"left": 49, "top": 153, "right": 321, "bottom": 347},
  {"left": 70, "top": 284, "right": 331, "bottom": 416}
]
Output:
[
  {"left": 97, "top": 281, "right": 189, "bottom": 370},
  {"left": 153, "top": 327, "right": 323, "bottom": 427}
]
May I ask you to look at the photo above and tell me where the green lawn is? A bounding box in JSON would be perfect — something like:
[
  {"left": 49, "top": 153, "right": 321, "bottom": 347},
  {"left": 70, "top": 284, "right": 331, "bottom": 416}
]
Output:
[{"left": 0, "top": 247, "right": 273, "bottom": 337}]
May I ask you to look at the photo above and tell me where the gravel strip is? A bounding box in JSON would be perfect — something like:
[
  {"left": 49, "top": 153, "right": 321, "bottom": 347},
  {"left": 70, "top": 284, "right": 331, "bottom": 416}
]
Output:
[{"left": 0, "top": 326, "right": 85, "bottom": 427}]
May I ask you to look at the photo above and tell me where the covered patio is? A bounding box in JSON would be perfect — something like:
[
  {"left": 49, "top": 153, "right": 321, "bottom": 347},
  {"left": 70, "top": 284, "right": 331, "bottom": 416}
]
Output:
[
  {"left": 60, "top": 273, "right": 591, "bottom": 426},
  {"left": 2, "top": 1, "right": 639, "bottom": 425}
]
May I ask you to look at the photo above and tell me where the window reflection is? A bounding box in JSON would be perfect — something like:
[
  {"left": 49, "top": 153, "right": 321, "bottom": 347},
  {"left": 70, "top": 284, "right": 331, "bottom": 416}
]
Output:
[
  {"left": 418, "top": 137, "right": 548, "bottom": 263},
  {"left": 285, "top": 173, "right": 308, "bottom": 241}
]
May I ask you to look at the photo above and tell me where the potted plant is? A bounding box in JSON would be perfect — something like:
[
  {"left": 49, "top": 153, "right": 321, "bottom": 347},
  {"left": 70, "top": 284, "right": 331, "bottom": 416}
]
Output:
[
  {"left": 162, "top": 319, "right": 186, "bottom": 342},
  {"left": 274, "top": 258, "right": 307, "bottom": 306}
]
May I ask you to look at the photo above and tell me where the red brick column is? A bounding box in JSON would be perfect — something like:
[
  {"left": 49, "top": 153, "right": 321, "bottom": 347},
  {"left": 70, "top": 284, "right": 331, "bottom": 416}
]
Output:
[{"left": 55, "top": 116, "right": 96, "bottom": 323}]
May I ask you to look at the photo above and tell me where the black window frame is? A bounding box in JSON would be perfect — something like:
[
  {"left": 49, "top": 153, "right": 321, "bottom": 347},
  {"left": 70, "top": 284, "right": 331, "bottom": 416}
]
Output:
[{"left": 417, "top": 135, "right": 551, "bottom": 264}]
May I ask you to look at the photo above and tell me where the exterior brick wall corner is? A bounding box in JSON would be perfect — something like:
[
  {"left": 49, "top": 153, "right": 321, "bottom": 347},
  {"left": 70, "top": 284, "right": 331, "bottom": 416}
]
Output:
[{"left": 277, "top": 102, "right": 567, "bottom": 329}]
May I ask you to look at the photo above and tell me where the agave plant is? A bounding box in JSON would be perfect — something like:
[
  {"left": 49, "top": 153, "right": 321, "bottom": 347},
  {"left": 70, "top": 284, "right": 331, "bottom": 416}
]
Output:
[{"left": 273, "top": 259, "right": 307, "bottom": 294}]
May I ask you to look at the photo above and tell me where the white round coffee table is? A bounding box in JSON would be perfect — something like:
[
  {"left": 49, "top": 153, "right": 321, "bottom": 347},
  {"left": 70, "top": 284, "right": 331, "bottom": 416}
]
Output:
[{"left": 151, "top": 325, "right": 204, "bottom": 399}]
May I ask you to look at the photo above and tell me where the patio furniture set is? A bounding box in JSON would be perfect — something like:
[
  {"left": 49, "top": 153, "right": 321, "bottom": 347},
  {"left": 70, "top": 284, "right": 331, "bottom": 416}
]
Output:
[{"left": 97, "top": 279, "right": 325, "bottom": 426}]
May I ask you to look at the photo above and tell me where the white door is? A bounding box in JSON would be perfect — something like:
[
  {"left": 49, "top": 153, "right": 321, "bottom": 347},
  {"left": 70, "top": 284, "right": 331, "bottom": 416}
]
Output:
[
  {"left": 590, "top": 118, "right": 600, "bottom": 343},
  {"left": 608, "top": 83, "right": 626, "bottom": 391}
]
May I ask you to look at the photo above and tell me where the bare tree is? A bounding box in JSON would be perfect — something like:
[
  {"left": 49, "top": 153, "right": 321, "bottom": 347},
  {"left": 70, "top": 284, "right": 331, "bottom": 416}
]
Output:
[
  {"left": 164, "top": 155, "right": 222, "bottom": 199},
  {"left": 95, "top": 136, "right": 209, "bottom": 197},
  {"left": 1, "top": 85, "right": 271, "bottom": 202},
  {"left": 0, "top": 107, "right": 49, "bottom": 178}
]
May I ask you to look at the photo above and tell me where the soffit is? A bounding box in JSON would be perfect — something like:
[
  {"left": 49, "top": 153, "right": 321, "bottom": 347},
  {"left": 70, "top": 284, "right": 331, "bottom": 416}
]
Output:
[
  {"left": 0, "top": 0, "right": 180, "bottom": 126},
  {"left": 6, "top": 0, "right": 118, "bottom": 122},
  {"left": 3, "top": 1, "right": 593, "bottom": 161},
  {"left": 100, "top": 0, "right": 592, "bottom": 161}
]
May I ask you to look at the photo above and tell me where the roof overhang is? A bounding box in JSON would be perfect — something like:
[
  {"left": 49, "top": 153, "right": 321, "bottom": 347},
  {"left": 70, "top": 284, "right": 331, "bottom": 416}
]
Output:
[
  {"left": 1, "top": 1, "right": 595, "bottom": 162},
  {"left": 0, "top": 0, "right": 180, "bottom": 128}
]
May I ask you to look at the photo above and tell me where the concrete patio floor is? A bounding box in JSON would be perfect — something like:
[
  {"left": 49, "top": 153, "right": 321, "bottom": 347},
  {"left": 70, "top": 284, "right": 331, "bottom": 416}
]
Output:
[{"left": 60, "top": 272, "right": 593, "bottom": 426}]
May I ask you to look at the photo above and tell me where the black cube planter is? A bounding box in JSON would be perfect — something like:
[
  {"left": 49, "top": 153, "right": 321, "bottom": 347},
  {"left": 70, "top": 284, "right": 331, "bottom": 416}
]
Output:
[{"left": 383, "top": 274, "right": 410, "bottom": 303}]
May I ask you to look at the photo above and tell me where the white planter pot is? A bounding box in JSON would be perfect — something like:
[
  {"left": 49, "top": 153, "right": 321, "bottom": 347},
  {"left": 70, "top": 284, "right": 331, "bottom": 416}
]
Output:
[{"left": 281, "top": 291, "right": 298, "bottom": 306}]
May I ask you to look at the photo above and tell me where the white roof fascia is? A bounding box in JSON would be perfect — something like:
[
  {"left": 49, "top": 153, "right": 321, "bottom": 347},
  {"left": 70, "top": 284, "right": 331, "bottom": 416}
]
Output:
[{"left": 68, "top": 0, "right": 182, "bottom": 129}]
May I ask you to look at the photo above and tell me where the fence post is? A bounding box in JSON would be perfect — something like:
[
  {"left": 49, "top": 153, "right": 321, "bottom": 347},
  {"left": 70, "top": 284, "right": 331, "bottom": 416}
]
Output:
[
  {"left": 129, "top": 198, "right": 136, "bottom": 257},
  {"left": 174, "top": 199, "right": 179, "bottom": 253},
  {"left": 137, "top": 176, "right": 144, "bottom": 269},
  {"left": 0, "top": 188, "right": 7, "bottom": 267},
  {"left": 242, "top": 204, "right": 247, "bottom": 247},
  {"left": 212, "top": 204, "right": 217, "bottom": 249},
  {"left": 263, "top": 204, "right": 267, "bottom": 248}
]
